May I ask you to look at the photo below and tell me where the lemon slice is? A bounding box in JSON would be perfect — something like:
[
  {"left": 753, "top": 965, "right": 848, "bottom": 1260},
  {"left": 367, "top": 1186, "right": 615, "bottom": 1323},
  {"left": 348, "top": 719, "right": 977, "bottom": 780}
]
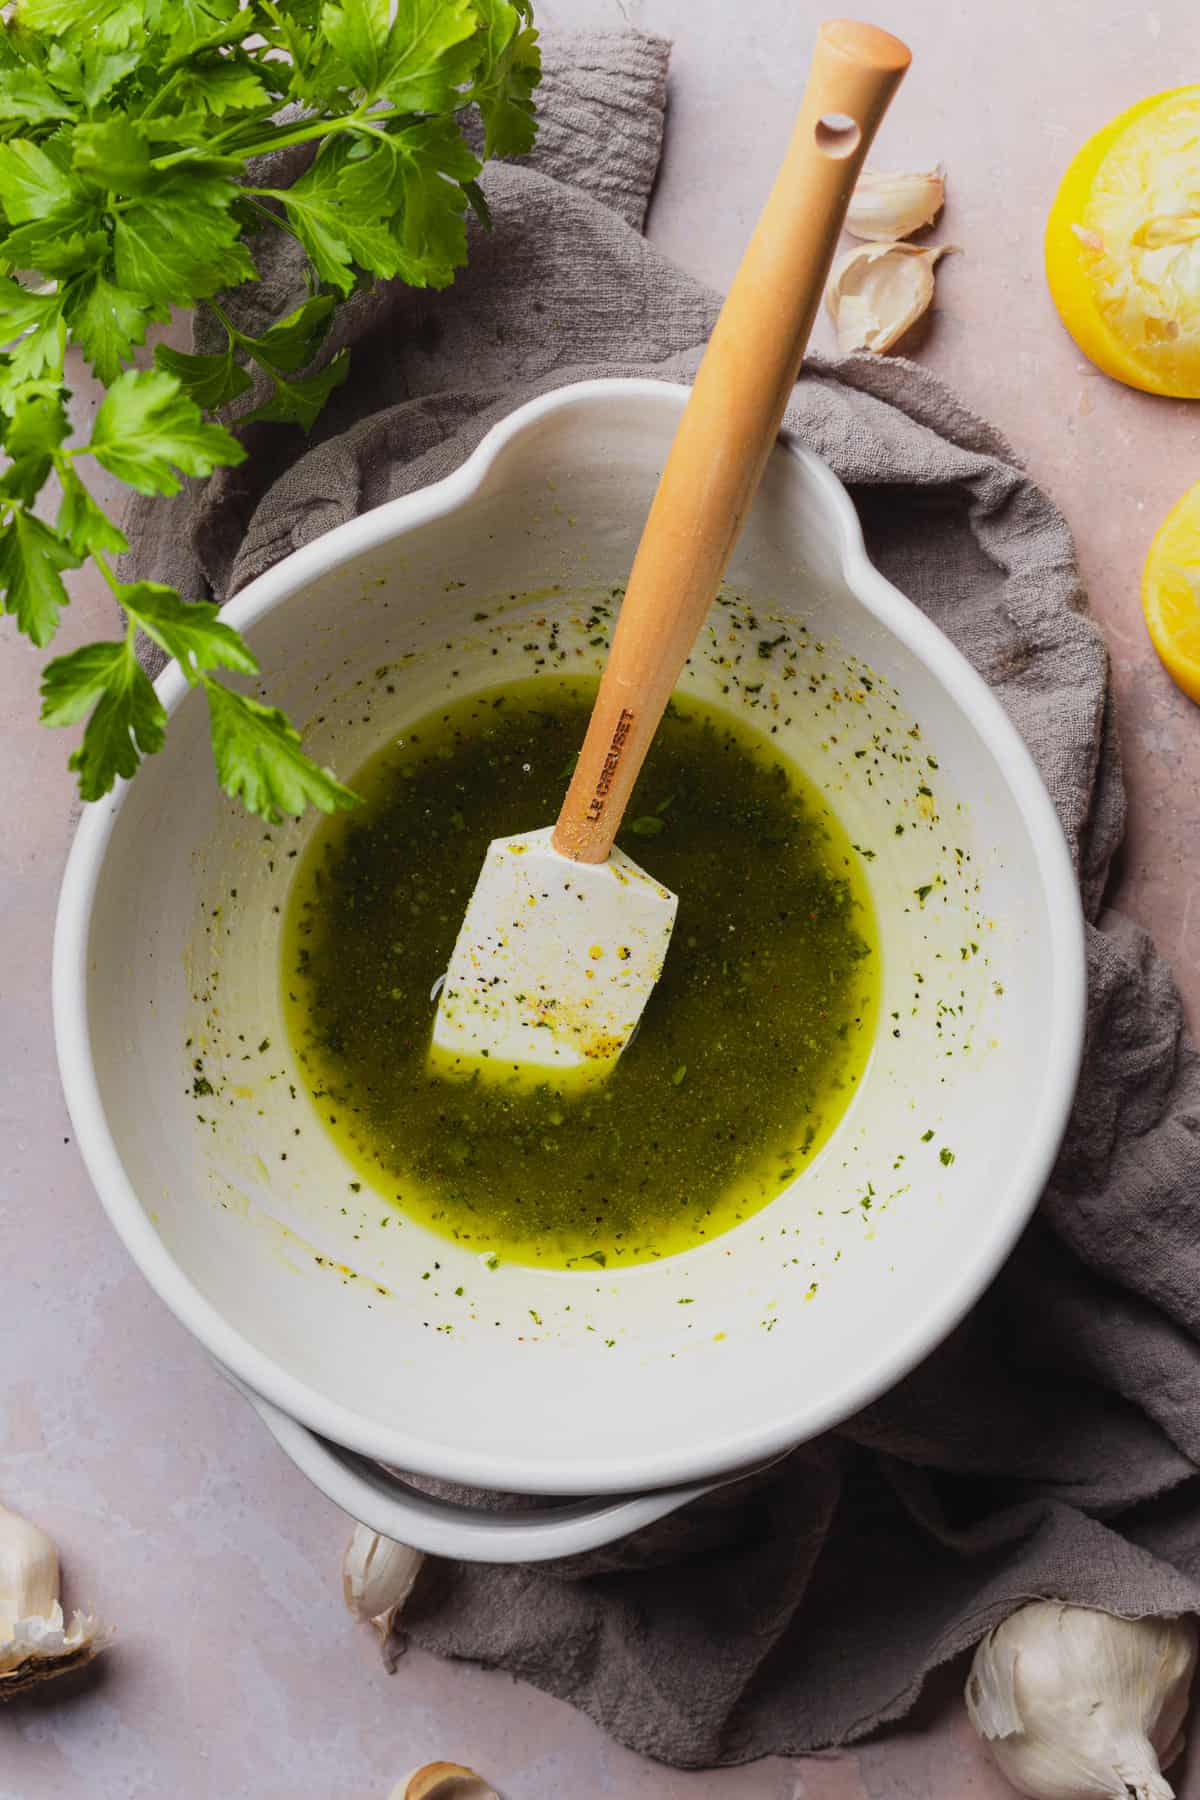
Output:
[
  {"left": 1046, "top": 87, "right": 1200, "bottom": 397},
  {"left": 1143, "top": 480, "right": 1200, "bottom": 702}
]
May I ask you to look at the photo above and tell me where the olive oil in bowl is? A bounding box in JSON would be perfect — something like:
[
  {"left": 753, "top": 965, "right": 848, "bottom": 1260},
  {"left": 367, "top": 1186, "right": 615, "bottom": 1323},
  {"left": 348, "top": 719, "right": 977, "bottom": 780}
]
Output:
[{"left": 283, "top": 678, "right": 878, "bottom": 1268}]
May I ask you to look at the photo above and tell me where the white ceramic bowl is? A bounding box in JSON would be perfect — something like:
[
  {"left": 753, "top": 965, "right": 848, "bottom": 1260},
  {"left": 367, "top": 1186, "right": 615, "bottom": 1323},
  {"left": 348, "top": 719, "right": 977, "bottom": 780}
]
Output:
[{"left": 54, "top": 381, "right": 1085, "bottom": 1561}]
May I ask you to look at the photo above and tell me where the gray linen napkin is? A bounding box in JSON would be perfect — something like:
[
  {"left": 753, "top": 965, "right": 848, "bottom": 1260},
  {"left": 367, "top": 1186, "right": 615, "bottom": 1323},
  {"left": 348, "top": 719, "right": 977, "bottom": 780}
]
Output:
[{"left": 121, "top": 29, "right": 1200, "bottom": 1770}]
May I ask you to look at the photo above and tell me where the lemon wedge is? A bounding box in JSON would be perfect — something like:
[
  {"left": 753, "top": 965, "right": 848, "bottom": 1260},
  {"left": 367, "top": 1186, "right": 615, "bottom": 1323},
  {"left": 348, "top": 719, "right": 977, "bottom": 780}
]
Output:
[
  {"left": 1046, "top": 87, "right": 1200, "bottom": 397},
  {"left": 1143, "top": 480, "right": 1200, "bottom": 702}
]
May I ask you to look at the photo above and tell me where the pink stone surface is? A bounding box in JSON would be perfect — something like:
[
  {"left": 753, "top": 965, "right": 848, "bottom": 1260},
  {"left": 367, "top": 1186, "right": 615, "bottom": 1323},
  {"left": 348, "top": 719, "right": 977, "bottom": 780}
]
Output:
[{"left": 2, "top": 3, "right": 1198, "bottom": 1794}]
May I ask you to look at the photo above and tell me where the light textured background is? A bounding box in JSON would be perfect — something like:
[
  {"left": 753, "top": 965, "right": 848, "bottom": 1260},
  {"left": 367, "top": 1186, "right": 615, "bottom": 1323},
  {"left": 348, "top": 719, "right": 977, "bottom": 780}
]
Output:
[{"left": 2, "top": 2, "right": 1197, "bottom": 1794}]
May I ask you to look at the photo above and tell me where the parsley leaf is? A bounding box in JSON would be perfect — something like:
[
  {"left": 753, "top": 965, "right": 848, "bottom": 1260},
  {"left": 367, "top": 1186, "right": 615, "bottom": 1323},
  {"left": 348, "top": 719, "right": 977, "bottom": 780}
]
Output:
[
  {"left": 241, "top": 348, "right": 350, "bottom": 431},
  {"left": 262, "top": 142, "right": 405, "bottom": 293},
  {"left": 72, "top": 117, "right": 155, "bottom": 192},
  {"left": 153, "top": 341, "right": 253, "bottom": 411},
  {"left": 40, "top": 640, "right": 132, "bottom": 728},
  {"left": 56, "top": 641, "right": 168, "bottom": 800},
  {"left": 238, "top": 294, "right": 336, "bottom": 373},
  {"left": 359, "top": 120, "right": 478, "bottom": 286},
  {"left": 87, "top": 367, "right": 246, "bottom": 495},
  {"left": 64, "top": 274, "right": 155, "bottom": 384},
  {"left": 322, "top": 0, "right": 480, "bottom": 112},
  {"left": 0, "top": 508, "right": 82, "bottom": 646},
  {"left": 0, "top": 276, "right": 63, "bottom": 348},
  {"left": 0, "top": 140, "right": 106, "bottom": 274},
  {"left": 1, "top": 0, "right": 541, "bottom": 819},
  {"left": 0, "top": 450, "right": 51, "bottom": 507},
  {"left": 318, "top": 0, "right": 394, "bottom": 89},
  {"left": 0, "top": 381, "right": 69, "bottom": 506},
  {"left": 4, "top": 380, "right": 69, "bottom": 458},
  {"left": 0, "top": 279, "right": 66, "bottom": 390},
  {"left": 1, "top": 217, "right": 107, "bottom": 281},
  {"left": 203, "top": 679, "right": 358, "bottom": 822},
  {"left": 113, "top": 170, "right": 255, "bottom": 309},
  {"left": 0, "top": 61, "right": 75, "bottom": 125},
  {"left": 42, "top": 44, "right": 140, "bottom": 109},
  {"left": 118, "top": 580, "right": 259, "bottom": 680},
  {"left": 171, "top": 61, "right": 269, "bottom": 116},
  {"left": 18, "top": 0, "right": 145, "bottom": 50},
  {"left": 155, "top": 0, "right": 254, "bottom": 61},
  {"left": 470, "top": 0, "right": 541, "bottom": 158},
  {"left": 0, "top": 137, "right": 85, "bottom": 222},
  {"left": 56, "top": 463, "right": 130, "bottom": 559}
]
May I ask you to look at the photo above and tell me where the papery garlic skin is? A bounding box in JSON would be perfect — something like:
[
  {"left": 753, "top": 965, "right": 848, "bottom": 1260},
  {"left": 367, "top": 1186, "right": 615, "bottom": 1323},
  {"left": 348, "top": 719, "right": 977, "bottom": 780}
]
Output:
[
  {"left": 343, "top": 1525, "right": 424, "bottom": 1670},
  {"left": 825, "top": 243, "right": 956, "bottom": 354},
  {"left": 0, "top": 1504, "right": 108, "bottom": 1698},
  {"left": 846, "top": 166, "right": 944, "bottom": 242},
  {"left": 0, "top": 1604, "right": 104, "bottom": 1677},
  {"left": 966, "top": 1601, "right": 1198, "bottom": 1800}
]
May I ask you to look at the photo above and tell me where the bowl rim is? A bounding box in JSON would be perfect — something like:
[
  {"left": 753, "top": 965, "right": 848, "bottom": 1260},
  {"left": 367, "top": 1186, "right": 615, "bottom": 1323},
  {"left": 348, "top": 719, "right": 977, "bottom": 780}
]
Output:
[{"left": 53, "top": 377, "right": 1087, "bottom": 1497}]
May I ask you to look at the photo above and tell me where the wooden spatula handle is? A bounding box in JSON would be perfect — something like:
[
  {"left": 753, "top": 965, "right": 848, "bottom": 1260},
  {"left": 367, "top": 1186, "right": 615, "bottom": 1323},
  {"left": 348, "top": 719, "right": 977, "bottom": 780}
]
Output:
[{"left": 553, "top": 20, "right": 911, "bottom": 862}]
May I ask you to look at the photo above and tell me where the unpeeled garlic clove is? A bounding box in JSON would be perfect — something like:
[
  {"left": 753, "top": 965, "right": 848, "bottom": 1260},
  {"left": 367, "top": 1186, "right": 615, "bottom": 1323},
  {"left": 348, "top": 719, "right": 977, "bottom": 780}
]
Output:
[
  {"left": 825, "top": 242, "right": 957, "bottom": 354},
  {"left": 966, "top": 1600, "right": 1197, "bottom": 1800},
  {"left": 846, "top": 165, "right": 944, "bottom": 241},
  {"left": 342, "top": 1524, "right": 424, "bottom": 1671},
  {"left": 0, "top": 1503, "right": 109, "bottom": 1699},
  {"left": 393, "top": 1764, "right": 499, "bottom": 1800},
  {"left": 0, "top": 1505, "right": 59, "bottom": 1636}
]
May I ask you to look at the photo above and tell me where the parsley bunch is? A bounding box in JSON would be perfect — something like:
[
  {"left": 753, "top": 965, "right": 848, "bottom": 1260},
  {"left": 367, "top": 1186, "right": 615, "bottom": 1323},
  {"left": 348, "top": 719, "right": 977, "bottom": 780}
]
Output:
[{"left": 0, "top": 0, "right": 540, "bottom": 819}]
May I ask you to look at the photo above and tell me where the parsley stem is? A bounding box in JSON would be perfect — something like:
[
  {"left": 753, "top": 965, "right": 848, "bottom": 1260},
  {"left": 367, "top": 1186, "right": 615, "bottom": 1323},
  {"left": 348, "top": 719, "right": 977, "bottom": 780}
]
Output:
[
  {"left": 241, "top": 194, "right": 305, "bottom": 245},
  {"left": 137, "top": 64, "right": 185, "bottom": 121},
  {"left": 210, "top": 116, "right": 361, "bottom": 166},
  {"left": 205, "top": 298, "right": 238, "bottom": 342},
  {"left": 147, "top": 113, "right": 349, "bottom": 171},
  {"left": 94, "top": 550, "right": 124, "bottom": 603}
]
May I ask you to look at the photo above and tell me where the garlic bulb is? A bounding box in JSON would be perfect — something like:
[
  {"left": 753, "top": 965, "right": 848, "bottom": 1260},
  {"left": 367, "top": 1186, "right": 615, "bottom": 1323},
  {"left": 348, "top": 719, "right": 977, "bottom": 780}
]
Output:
[
  {"left": 392, "top": 1764, "right": 499, "bottom": 1800},
  {"left": 965, "top": 1601, "right": 1198, "bottom": 1800},
  {"left": 825, "top": 242, "right": 956, "bottom": 354},
  {"left": 0, "top": 1503, "right": 108, "bottom": 1698},
  {"left": 343, "top": 1524, "right": 424, "bottom": 1671},
  {"left": 846, "top": 165, "right": 944, "bottom": 241}
]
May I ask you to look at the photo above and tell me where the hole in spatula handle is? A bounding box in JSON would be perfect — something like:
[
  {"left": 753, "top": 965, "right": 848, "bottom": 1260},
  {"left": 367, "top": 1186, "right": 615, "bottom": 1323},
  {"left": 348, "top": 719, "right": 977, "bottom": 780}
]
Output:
[{"left": 814, "top": 112, "right": 861, "bottom": 157}]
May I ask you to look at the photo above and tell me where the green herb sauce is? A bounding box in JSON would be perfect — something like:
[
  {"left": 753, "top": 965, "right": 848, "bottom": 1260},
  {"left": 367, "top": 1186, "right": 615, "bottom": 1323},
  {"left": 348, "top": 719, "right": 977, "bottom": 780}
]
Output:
[{"left": 283, "top": 679, "right": 878, "bottom": 1268}]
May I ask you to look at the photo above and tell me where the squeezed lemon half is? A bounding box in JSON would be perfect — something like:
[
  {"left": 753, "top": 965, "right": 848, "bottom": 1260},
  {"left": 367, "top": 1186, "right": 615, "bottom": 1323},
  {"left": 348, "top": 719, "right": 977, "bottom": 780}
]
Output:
[
  {"left": 1046, "top": 87, "right": 1200, "bottom": 397},
  {"left": 1143, "top": 481, "right": 1200, "bottom": 702}
]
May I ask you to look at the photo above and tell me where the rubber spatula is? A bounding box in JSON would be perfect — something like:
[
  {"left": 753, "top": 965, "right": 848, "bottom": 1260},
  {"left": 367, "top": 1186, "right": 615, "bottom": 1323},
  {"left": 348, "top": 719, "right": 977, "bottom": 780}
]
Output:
[{"left": 432, "top": 20, "right": 911, "bottom": 1088}]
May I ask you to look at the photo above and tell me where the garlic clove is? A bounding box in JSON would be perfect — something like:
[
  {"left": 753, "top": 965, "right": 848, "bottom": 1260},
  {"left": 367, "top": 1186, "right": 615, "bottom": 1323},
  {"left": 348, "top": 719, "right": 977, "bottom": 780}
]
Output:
[
  {"left": 846, "top": 165, "right": 945, "bottom": 242},
  {"left": 393, "top": 1763, "right": 499, "bottom": 1800},
  {"left": 342, "top": 1525, "right": 424, "bottom": 1671},
  {"left": 824, "top": 242, "right": 957, "bottom": 354},
  {"left": 0, "top": 1505, "right": 59, "bottom": 1638},
  {"left": 966, "top": 1601, "right": 1198, "bottom": 1800},
  {"left": 0, "top": 1504, "right": 109, "bottom": 1700}
]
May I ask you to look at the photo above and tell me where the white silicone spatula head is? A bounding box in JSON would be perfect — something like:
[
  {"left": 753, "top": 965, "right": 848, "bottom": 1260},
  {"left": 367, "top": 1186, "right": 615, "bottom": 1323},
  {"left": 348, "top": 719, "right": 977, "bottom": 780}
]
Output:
[
  {"left": 432, "top": 20, "right": 911, "bottom": 1088},
  {"left": 429, "top": 827, "right": 676, "bottom": 1085}
]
